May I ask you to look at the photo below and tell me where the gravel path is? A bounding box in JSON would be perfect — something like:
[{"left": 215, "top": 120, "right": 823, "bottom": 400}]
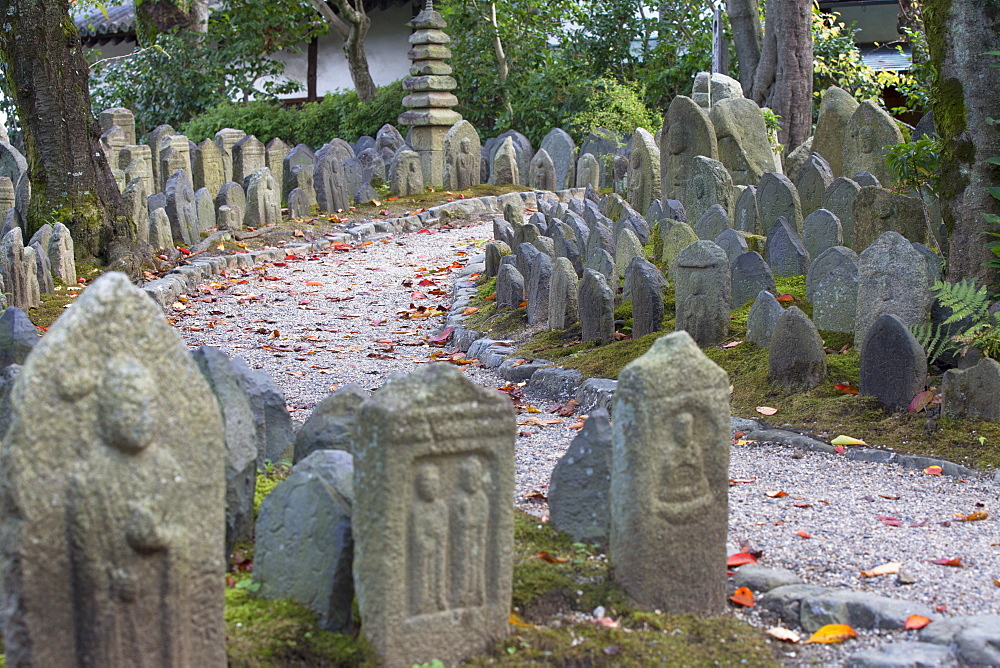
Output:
[{"left": 165, "top": 215, "right": 999, "bottom": 666}]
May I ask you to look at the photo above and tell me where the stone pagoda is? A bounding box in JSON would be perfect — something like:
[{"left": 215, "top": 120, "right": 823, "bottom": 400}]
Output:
[{"left": 398, "top": 0, "right": 462, "bottom": 187}]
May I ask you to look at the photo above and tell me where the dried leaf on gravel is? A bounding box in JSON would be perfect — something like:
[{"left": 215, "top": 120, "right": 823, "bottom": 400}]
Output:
[
  {"left": 766, "top": 627, "right": 800, "bottom": 643},
  {"left": 795, "top": 530, "right": 811, "bottom": 539},
  {"left": 805, "top": 624, "right": 857, "bottom": 644},
  {"left": 930, "top": 557, "right": 963, "bottom": 567},
  {"left": 766, "top": 490, "right": 788, "bottom": 498},
  {"left": 924, "top": 465, "right": 944, "bottom": 476},
  {"left": 860, "top": 562, "right": 901, "bottom": 577},
  {"left": 755, "top": 406, "right": 778, "bottom": 415},
  {"left": 729, "top": 587, "right": 755, "bottom": 607},
  {"left": 956, "top": 510, "right": 988, "bottom": 521},
  {"left": 726, "top": 553, "right": 758, "bottom": 567},
  {"left": 831, "top": 435, "right": 866, "bottom": 446},
  {"left": 518, "top": 417, "right": 562, "bottom": 426},
  {"left": 878, "top": 516, "right": 902, "bottom": 527},
  {"left": 904, "top": 615, "right": 932, "bottom": 630}
]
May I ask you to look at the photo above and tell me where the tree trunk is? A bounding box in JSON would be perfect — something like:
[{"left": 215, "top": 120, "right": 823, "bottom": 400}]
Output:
[
  {"left": 308, "top": 0, "right": 377, "bottom": 102},
  {"left": 749, "top": 0, "right": 813, "bottom": 153},
  {"left": 923, "top": 0, "right": 1000, "bottom": 284},
  {"left": 726, "top": 0, "right": 762, "bottom": 95},
  {"left": 0, "top": 0, "right": 140, "bottom": 266}
]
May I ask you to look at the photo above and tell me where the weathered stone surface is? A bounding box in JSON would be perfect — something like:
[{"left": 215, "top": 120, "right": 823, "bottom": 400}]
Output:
[
  {"left": 28, "top": 241, "right": 53, "bottom": 295},
  {"left": 293, "top": 383, "right": 368, "bottom": 462},
  {"left": 610, "top": 331, "right": 729, "bottom": 613},
  {"left": 919, "top": 614, "right": 1000, "bottom": 666},
  {"left": 443, "top": 121, "right": 481, "bottom": 190},
  {"left": 696, "top": 203, "right": 730, "bottom": 241},
  {"left": 165, "top": 169, "right": 199, "bottom": 245},
  {"left": 149, "top": 208, "right": 173, "bottom": 249},
  {"left": 855, "top": 231, "right": 930, "bottom": 347},
  {"left": 47, "top": 222, "right": 76, "bottom": 286},
  {"left": 941, "top": 357, "right": 1000, "bottom": 421},
  {"left": 0, "top": 228, "right": 29, "bottom": 310},
  {"left": 231, "top": 358, "right": 295, "bottom": 466},
  {"left": 353, "top": 363, "right": 515, "bottom": 667},
  {"left": 0, "top": 307, "right": 37, "bottom": 368},
  {"left": 194, "top": 138, "right": 226, "bottom": 198},
  {"left": 579, "top": 268, "right": 615, "bottom": 344},
  {"left": 484, "top": 240, "right": 511, "bottom": 278},
  {"left": 528, "top": 148, "right": 557, "bottom": 191},
  {"left": 822, "top": 177, "right": 862, "bottom": 248},
  {"left": 496, "top": 263, "right": 525, "bottom": 310},
  {"left": 576, "top": 152, "right": 601, "bottom": 190},
  {"left": 548, "top": 257, "right": 580, "bottom": 330},
  {"left": 661, "top": 220, "right": 700, "bottom": 280},
  {"left": 846, "top": 641, "right": 958, "bottom": 668},
  {"left": 192, "top": 346, "right": 257, "bottom": 559},
  {"left": 526, "top": 252, "right": 554, "bottom": 326},
  {"left": 853, "top": 171, "right": 881, "bottom": 188},
  {"left": 549, "top": 408, "right": 612, "bottom": 544},
  {"left": 194, "top": 187, "right": 216, "bottom": 231},
  {"left": 660, "top": 95, "right": 718, "bottom": 202},
  {"left": 842, "top": 101, "right": 904, "bottom": 187},
  {"left": 731, "top": 251, "right": 776, "bottom": 307},
  {"left": 264, "top": 137, "right": 289, "bottom": 194},
  {"left": 768, "top": 306, "right": 826, "bottom": 391},
  {"left": 613, "top": 227, "right": 644, "bottom": 281},
  {"left": 684, "top": 156, "right": 734, "bottom": 227},
  {"left": 860, "top": 314, "right": 928, "bottom": 411},
  {"left": 390, "top": 149, "right": 425, "bottom": 197},
  {"left": 733, "top": 185, "right": 760, "bottom": 235},
  {"left": 766, "top": 216, "right": 810, "bottom": 276},
  {"left": 232, "top": 135, "right": 266, "bottom": 186},
  {"left": 626, "top": 128, "right": 660, "bottom": 214},
  {"left": 799, "top": 590, "right": 937, "bottom": 633},
  {"left": 714, "top": 227, "right": 748, "bottom": 265},
  {"left": 314, "top": 152, "right": 350, "bottom": 213},
  {"left": 795, "top": 153, "right": 835, "bottom": 216},
  {"left": 255, "top": 450, "right": 355, "bottom": 632},
  {"left": 539, "top": 128, "right": 577, "bottom": 191},
  {"left": 283, "top": 144, "right": 316, "bottom": 198},
  {"left": 758, "top": 171, "right": 803, "bottom": 233},
  {"left": 629, "top": 259, "right": 666, "bottom": 338},
  {"left": 747, "top": 290, "right": 783, "bottom": 348},
  {"left": 674, "top": 241, "right": 730, "bottom": 346},
  {"left": 100, "top": 107, "right": 136, "bottom": 145},
  {"left": 732, "top": 565, "right": 803, "bottom": 593},
  {"left": 802, "top": 208, "right": 843, "bottom": 260},
  {"left": 813, "top": 86, "right": 859, "bottom": 177},
  {"left": 852, "top": 186, "right": 926, "bottom": 251},
  {"left": 0, "top": 272, "right": 226, "bottom": 666},
  {"left": 808, "top": 246, "right": 859, "bottom": 333},
  {"left": 490, "top": 137, "right": 520, "bottom": 186},
  {"left": 244, "top": 167, "right": 282, "bottom": 228},
  {"left": 214, "top": 128, "right": 246, "bottom": 183},
  {"left": 710, "top": 97, "right": 775, "bottom": 186},
  {"left": 586, "top": 246, "right": 615, "bottom": 284}
]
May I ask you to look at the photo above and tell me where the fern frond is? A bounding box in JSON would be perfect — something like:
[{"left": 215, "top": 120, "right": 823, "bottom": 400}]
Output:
[
  {"left": 910, "top": 321, "right": 950, "bottom": 365},
  {"left": 933, "top": 278, "right": 990, "bottom": 326}
]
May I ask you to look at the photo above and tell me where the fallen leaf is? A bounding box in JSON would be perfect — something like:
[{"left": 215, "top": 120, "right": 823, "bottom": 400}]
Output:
[
  {"left": 526, "top": 406, "right": 543, "bottom": 413},
  {"left": 805, "top": 624, "right": 857, "bottom": 644},
  {"left": 860, "top": 561, "right": 901, "bottom": 577},
  {"left": 831, "top": 435, "right": 867, "bottom": 446},
  {"left": 729, "top": 587, "right": 755, "bottom": 607},
  {"left": 879, "top": 494, "right": 901, "bottom": 500},
  {"left": 795, "top": 530, "right": 812, "bottom": 539},
  {"left": 593, "top": 616, "right": 620, "bottom": 629},
  {"left": 775, "top": 294, "right": 795, "bottom": 302},
  {"left": 509, "top": 612, "right": 536, "bottom": 629},
  {"left": 766, "top": 627, "right": 801, "bottom": 643},
  {"left": 877, "top": 516, "right": 903, "bottom": 527},
  {"left": 755, "top": 406, "right": 778, "bottom": 415},
  {"left": 930, "top": 557, "right": 963, "bottom": 567},
  {"left": 426, "top": 327, "right": 455, "bottom": 344},
  {"left": 833, "top": 383, "right": 859, "bottom": 395},
  {"left": 835, "top": 445, "right": 847, "bottom": 454},
  {"left": 924, "top": 465, "right": 943, "bottom": 476},
  {"left": 908, "top": 389, "right": 936, "bottom": 413},
  {"left": 536, "top": 551, "right": 569, "bottom": 564},
  {"left": 905, "top": 615, "right": 931, "bottom": 630},
  {"left": 766, "top": 490, "right": 789, "bottom": 498},
  {"left": 956, "top": 510, "right": 988, "bottom": 521},
  {"left": 722, "top": 340, "right": 743, "bottom": 348},
  {"left": 462, "top": 306, "right": 479, "bottom": 315},
  {"left": 935, "top": 605, "right": 948, "bottom": 613},
  {"left": 305, "top": 280, "right": 323, "bottom": 286},
  {"left": 726, "top": 552, "right": 758, "bottom": 567}
]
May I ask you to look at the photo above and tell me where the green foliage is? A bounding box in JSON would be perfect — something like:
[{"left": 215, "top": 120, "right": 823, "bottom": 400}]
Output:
[
  {"left": 564, "top": 77, "right": 660, "bottom": 139},
  {"left": 254, "top": 460, "right": 291, "bottom": 517},
  {"left": 911, "top": 279, "right": 1000, "bottom": 363},
  {"left": 181, "top": 81, "right": 406, "bottom": 146},
  {"left": 885, "top": 135, "right": 942, "bottom": 194},
  {"left": 89, "top": 0, "right": 326, "bottom": 135}
]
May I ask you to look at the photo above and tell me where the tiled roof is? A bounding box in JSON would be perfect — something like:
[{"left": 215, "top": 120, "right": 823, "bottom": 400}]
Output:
[
  {"left": 73, "top": 4, "right": 136, "bottom": 40},
  {"left": 860, "top": 43, "right": 913, "bottom": 72}
]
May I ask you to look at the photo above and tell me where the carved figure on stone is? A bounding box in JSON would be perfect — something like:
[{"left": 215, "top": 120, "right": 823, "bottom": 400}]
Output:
[
  {"left": 660, "top": 95, "right": 718, "bottom": 202},
  {"left": 450, "top": 456, "right": 489, "bottom": 608},
  {"left": 409, "top": 462, "right": 449, "bottom": 615}
]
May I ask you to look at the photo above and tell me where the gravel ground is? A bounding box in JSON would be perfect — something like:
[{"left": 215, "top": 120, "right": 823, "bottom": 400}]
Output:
[{"left": 165, "top": 216, "right": 999, "bottom": 666}]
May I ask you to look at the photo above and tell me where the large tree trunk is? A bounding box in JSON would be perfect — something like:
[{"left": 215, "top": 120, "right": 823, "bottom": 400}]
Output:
[
  {"left": 749, "top": 0, "right": 813, "bottom": 153},
  {"left": 924, "top": 0, "right": 1000, "bottom": 283},
  {"left": 0, "top": 0, "right": 139, "bottom": 265},
  {"left": 726, "top": 0, "right": 762, "bottom": 95},
  {"left": 308, "top": 0, "right": 377, "bottom": 102}
]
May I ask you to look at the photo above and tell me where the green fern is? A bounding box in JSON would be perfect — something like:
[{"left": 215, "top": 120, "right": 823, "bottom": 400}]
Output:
[
  {"left": 911, "top": 279, "right": 998, "bottom": 363},
  {"left": 910, "top": 321, "right": 949, "bottom": 365}
]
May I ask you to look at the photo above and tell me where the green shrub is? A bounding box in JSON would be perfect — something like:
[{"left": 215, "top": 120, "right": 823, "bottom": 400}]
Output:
[
  {"left": 181, "top": 80, "right": 406, "bottom": 147},
  {"left": 565, "top": 77, "right": 660, "bottom": 139}
]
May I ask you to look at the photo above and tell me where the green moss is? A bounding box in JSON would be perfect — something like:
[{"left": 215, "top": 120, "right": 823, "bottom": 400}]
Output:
[
  {"left": 650, "top": 222, "right": 664, "bottom": 260},
  {"left": 475, "top": 276, "right": 497, "bottom": 302},
  {"left": 225, "top": 586, "right": 375, "bottom": 667},
  {"left": 255, "top": 461, "right": 292, "bottom": 517},
  {"left": 462, "top": 303, "right": 528, "bottom": 339}
]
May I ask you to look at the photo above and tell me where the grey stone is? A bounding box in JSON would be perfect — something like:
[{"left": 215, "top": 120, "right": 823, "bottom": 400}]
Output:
[
  {"left": 496, "top": 263, "right": 525, "bottom": 310},
  {"left": 0, "top": 307, "right": 37, "bottom": 368},
  {"left": 231, "top": 357, "right": 295, "bottom": 466},
  {"left": 21, "top": 245, "right": 40, "bottom": 310},
  {"left": 47, "top": 222, "right": 76, "bottom": 286},
  {"left": 28, "top": 241, "right": 53, "bottom": 295},
  {"left": 548, "top": 257, "right": 579, "bottom": 329},
  {"left": 515, "top": 242, "right": 541, "bottom": 288},
  {"left": 195, "top": 187, "right": 216, "bottom": 231},
  {"left": 165, "top": 169, "right": 199, "bottom": 245},
  {"left": 731, "top": 251, "right": 776, "bottom": 307},
  {"left": 696, "top": 203, "right": 731, "bottom": 240},
  {"left": 526, "top": 252, "right": 554, "bottom": 326},
  {"left": 314, "top": 152, "right": 350, "bottom": 213},
  {"left": 732, "top": 565, "right": 803, "bottom": 593},
  {"left": 484, "top": 240, "right": 511, "bottom": 278},
  {"left": 610, "top": 331, "right": 729, "bottom": 613},
  {"left": 912, "top": 243, "right": 943, "bottom": 287},
  {"left": 918, "top": 614, "right": 1000, "bottom": 666},
  {"left": 192, "top": 346, "right": 258, "bottom": 559},
  {"left": 390, "top": 149, "right": 425, "bottom": 197},
  {"left": 575, "top": 377, "right": 617, "bottom": 414},
  {"left": 802, "top": 208, "right": 843, "bottom": 260},
  {"left": 614, "top": 227, "right": 644, "bottom": 281},
  {"left": 244, "top": 167, "right": 282, "bottom": 228},
  {"left": 549, "top": 408, "right": 611, "bottom": 544},
  {"left": 0, "top": 228, "right": 29, "bottom": 309},
  {"left": 575, "top": 152, "right": 601, "bottom": 190},
  {"left": 586, "top": 247, "right": 616, "bottom": 284},
  {"left": 758, "top": 584, "right": 832, "bottom": 625},
  {"left": 853, "top": 186, "right": 927, "bottom": 251},
  {"left": 800, "top": 590, "right": 938, "bottom": 633},
  {"left": 539, "top": 128, "right": 577, "bottom": 190},
  {"left": 684, "top": 156, "right": 734, "bottom": 227},
  {"left": 497, "top": 357, "right": 551, "bottom": 382},
  {"left": 374, "top": 124, "right": 404, "bottom": 154},
  {"left": 232, "top": 135, "right": 266, "bottom": 186},
  {"left": 528, "top": 149, "right": 557, "bottom": 191},
  {"left": 822, "top": 177, "right": 862, "bottom": 248},
  {"left": 288, "top": 187, "right": 311, "bottom": 220},
  {"left": 660, "top": 95, "right": 719, "bottom": 202},
  {"left": 283, "top": 144, "right": 316, "bottom": 199},
  {"left": 254, "top": 450, "right": 355, "bottom": 632},
  {"left": 661, "top": 220, "right": 700, "bottom": 280},
  {"left": 808, "top": 246, "right": 859, "bottom": 333},
  {"left": 213, "top": 127, "right": 245, "bottom": 183},
  {"left": 758, "top": 171, "right": 803, "bottom": 233},
  {"left": 747, "top": 290, "right": 783, "bottom": 348},
  {"left": 490, "top": 136, "right": 520, "bottom": 185},
  {"left": 264, "top": 137, "right": 289, "bottom": 195},
  {"left": 854, "top": 172, "right": 881, "bottom": 188},
  {"left": 0, "top": 272, "right": 226, "bottom": 666},
  {"left": 194, "top": 138, "right": 226, "bottom": 198},
  {"left": 813, "top": 86, "right": 859, "bottom": 177},
  {"left": 628, "top": 259, "right": 666, "bottom": 338},
  {"left": 215, "top": 181, "right": 246, "bottom": 225},
  {"left": 714, "top": 227, "right": 748, "bottom": 264},
  {"left": 0, "top": 176, "right": 14, "bottom": 219},
  {"left": 941, "top": 357, "right": 1000, "bottom": 421},
  {"left": 766, "top": 216, "right": 810, "bottom": 276},
  {"left": 675, "top": 241, "right": 731, "bottom": 346},
  {"left": 626, "top": 128, "right": 660, "bottom": 214},
  {"left": 579, "top": 268, "right": 615, "bottom": 344},
  {"left": 293, "top": 383, "right": 369, "bottom": 463},
  {"left": 843, "top": 100, "right": 905, "bottom": 187},
  {"left": 847, "top": 641, "right": 958, "bottom": 668},
  {"left": 733, "top": 185, "right": 761, "bottom": 234},
  {"left": 443, "top": 121, "right": 481, "bottom": 190},
  {"left": 860, "top": 314, "right": 928, "bottom": 412},
  {"left": 710, "top": 97, "right": 776, "bottom": 186},
  {"left": 855, "top": 231, "right": 930, "bottom": 347},
  {"left": 768, "top": 306, "right": 827, "bottom": 391},
  {"left": 353, "top": 363, "right": 514, "bottom": 666},
  {"left": 149, "top": 208, "right": 173, "bottom": 249},
  {"left": 0, "top": 363, "right": 20, "bottom": 436},
  {"left": 527, "top": 367, "right": 583, "bottom": 399},
  {"left": 796, "top": 152, "right": 835, "bottom": 217}
]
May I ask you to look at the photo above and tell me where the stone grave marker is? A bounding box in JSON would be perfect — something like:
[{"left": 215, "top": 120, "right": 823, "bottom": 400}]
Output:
[
  {"left": 0, "top": 272, "right": 226, "bottom": 666},
  {"left": 49, "top": 222, "right": 76, "bottom": 288},
  {"left": 842, "top": 101, "right": 905, "bottom": 187},
  {"left": 288, "top": 188, "right": 311, "bottom": 220},
  {"left": 194, "top": 138, "right": 226, "bottom": 198},
  {"left": 731, "top": 251, "right": 776, "bottom": 307},
  {"left": 768, "top": 306, "right": 827, "bottom": 391},
  {"left": 539, "top": 128, "right": 577, "bottom": 190},
  {"left": 853, "top": 171, "right": 881, "bottom": 188},
  {"left": 802, "top": 208, "right": 843, "bottom": 260},
  {"left": 766, "top": 216, "right": 810, "bottom": 277},
  {"left": 661, "top": 220, "right": 700, "bottom": 280},
  {"left": 245, "top": 167, "right": 282, "bottom": 228},
  {"left": 100, "top": 107, "right": 136, "bottom": 145},
  {"left": 294, "top": 383, "right": 369, "bottom": 463},
  {"left": 528, "top": 149, "right": 557, "bottom": 191},
  {"left": 0, "top": 307, "right": 37, "bottom": 368},
  {"left": 149, "top": 208, "right": 173, "bottom": 249},
  {"left": 496, "top": 263, "right": 525, "bottom": 310},
  {"left": 353, "top": 363, "right": 515, "bottom": 667},
  {"left": 684, "top": 156, "right": 733, "bottom": 226},
  {"left": 674, "top": 240, "right": 731, "bottom": 346},
  {"left": 859, "top": 314, "right": 927, "bottom": 411},
  {"left": 758, "top": 171, "right": 803, "bottom": 233},
  {"left": 579, "top": 268, "right": 615, "bottom": 344},
  {"left": 795, "top": 153, "right": 835, "bottom": 216},
  {"left": 489, "top": 137, "right": 520, "bottom": 186},
  {"left": 443, "top": 121, "right": 481, "bottom": 190},
  {"left": 812, "top": 86, "right": 859, "bottom": 177},
  {"left": 526, "top": 252, "right": 554, "bottom": 326},
  {"left": 854, "top": 231, "right": 930, "bottom": 347},
  {"left": 733, "top": 185, "right": 760, "bottom": 234},
  {"left": 614, "top": 227, "right": 644, "bottom": 281},
  {"left": 710, "top": 97, "right": 776, "bottom": 186},
  {"left": 576, "top": 152, "right": 601, "bottom": 190},
  {"left": 696, "top": 203, "right": 731, "bottom": 241},
  {"left": 660, "top": 95, "right": 718, "bottom": 202},
  {"left": 626, "top": 128, "right": 661, "bottom": 215},
  {"left": 214, "top": 128, "right": 246, "bottom": 183},
  {"left": 28, "top": 241, "right": 53, "bottom": 295},
  {"left": 714, "top": 227, "right": 748, "bottom": 265},
  {"left": 942, "top": 358, "right": 1000, "bottom": 421},
  {"left": 822, "top": 177, "right": 861, "bottom": 248},
  {"left": 747, "top": 290, "right": 783, "bottom": 347},
  {"left": 808, "top": 246, "right": 860, "bottom": 333},
  {"left": 146, "top": 124, "right": 176, "bottom": 189},
  {"left": 230, "top": 358, "right": 295, "bottom": 466},
  {"left": 549, "top": 407, "right": 612, "bottom": 544},
  {"left": 195, "top": 187, "right": 216, "bottom": 231},
  {"left": 629, "top": 258, "right": 666, "bottom": 338},
  {"left": 610, "top": 331, "right": 729, "bottom": 613},
  {"left": 265, "top": 138, "right": 289, "bottom": 195},
  {"left": 548, "top": 257, "right": 580, "bottom": 329},
  {"left": 586, "top": 247, "right": 615, "bottom": 284},
  {"left": 165, "top": 169, "right": 199, "bottom": 245},
  {"left": 283, "top": 145, "right": 316, "bottom": 199},
  {"left": 314, "top": 153, "right": 350, "bottom": 213},
  {"left": 852, "top": 186, "right": 926, "bottom": 250}
]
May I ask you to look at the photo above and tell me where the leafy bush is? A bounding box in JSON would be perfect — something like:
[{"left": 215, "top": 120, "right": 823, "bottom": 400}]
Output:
[
  {"left": 565, "top": 77, "right": 659, "bottom": 139},
  {"left": 911, "top": 279, "right": 1000, "bottom": 364},
  {"left": 181, "top": 81, "right": 406, "bottom": 147}
]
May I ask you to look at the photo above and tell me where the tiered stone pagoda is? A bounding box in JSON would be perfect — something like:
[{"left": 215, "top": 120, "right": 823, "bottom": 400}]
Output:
[{"left": 398, "top": 0, "right": 462, "bottom": 187}]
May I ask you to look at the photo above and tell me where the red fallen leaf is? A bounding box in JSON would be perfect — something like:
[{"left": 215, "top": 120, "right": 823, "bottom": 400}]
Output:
[
  {"left": 722, "top": 340, "right": 743, "bottom": 348},
  {"left": 879, "top": 494, "right": 901, "bottom": 500},
  {"left": 536, "top": 551, "right": 569, "bottom": 564},
  {"left": 426, "top": 327, "right": 455, "bottom": 344},
  {"left": 910, "top": 520, "right": 928, "bottom": 528},
  {"left": 386, "top": 196, "right": 398, "bottom": 201},
  {"left": 766, "top": 490, "right": 788, "bottom": 498},
  {"left": 729, "top": 477, "right": 757, "bottom": 485},
  {"left": 738, "top": 539, "right": 764, "bottom": 559},
  {"left": 834, "top": 445, "right": 846, "bottom": 454},
  {"left": 727, "top": 552, "right": 758, "bottom": 567},
  {"left": 908, "top": 390, "right": 936, "bottom": 413},
  {"left": 177, "top": 247, "right": 191, "bottom": 255},
  {"left": 305, "top": 280, "right": 323, "bottom": 286},
  {"left": 935, "top": 605, "right": 948, "bottom": 613},
  {"left": 410, "top": 291, "right": 427, "bottom": 299},
  {"left": 834, "top": 384, "right": 859, "bottom": 395},
  {"left": 775, "top": 294, "right": 795, "bottom": 302},
  {"left": 930, "top": 557, "right": 963, "bottom": 567},
  {"left": 795, "top": 530, "right": 812, "bottom": 539},
  {"left": 905, "top": 615, "right": 931, "bottom": 630},
  {"left": 878, "top": 516, "right": 902, "bottom": 526},
  {"left": 924, "top": 465, "right": 943, "bottom": 476},
  {"left": 729, "top": 587, "right": 755, "bottom": 607},
  {"left": 524, "top": 489, "right": 547, "bottom": 502},
  {"left": 417, "top": 279, "right": 436, "bottom": 286},
  {"left": 263, "top": 276, "right": 281, "bottom": 281},
  {"left": 793, "top": 502, "right": 813, "bottom": 508}
]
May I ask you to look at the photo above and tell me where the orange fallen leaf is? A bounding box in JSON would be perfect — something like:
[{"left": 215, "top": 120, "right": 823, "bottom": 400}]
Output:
[
  {"left": 833, "top": 383, "right": 859, "bottom": 395},
  {"left": 305, "top": 280, "right": 323, "bottom": 286},
  {"left": 727, "top": 552, "right": 758, "bottom": 567},
  {"left": 775, "top": 294, "right": 795, "bottom": 302},
  {"left": 905, "top": 615, "right": 931, "bottom": 630},
  {"left": 766, "top": 627, "right": 800, "bottom": 643},
  {"left": 795, "top": 530, "right": 812, "bottom": 539},
  {"left": 536, "top": 551, "right": 569, "bottom": 564},
  {"left": 509, "top": 612, "right": 536, "bottom": 629},
  {"left": 924, "top": 465, "right": 943, "bottom": 476},
  {"left": 568, "top": 421, "right": 586, "bottom": 430},
  {"left": 766, "top": 490, "right": 789, "bottom": 498},
  {"left": 729, "top": 587, "right": 755, "bottom": 607},
  {"left": 930, "top": 557, "right": 963, "bottom": 567},
  {"left": 462, "top": 306, "right": 479, "bottom": 315},
  {"left": 756, "top": 406, "right": 778, "bottom": 415},
  {"left": 956, "top": 510, "right": 988, "bottom": 521},
  {"left": 860, "top": 561, "right": 901, "bottom": 577},
  {"left": 805, "top": 624, "right": 857, "bottom": 644}
]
